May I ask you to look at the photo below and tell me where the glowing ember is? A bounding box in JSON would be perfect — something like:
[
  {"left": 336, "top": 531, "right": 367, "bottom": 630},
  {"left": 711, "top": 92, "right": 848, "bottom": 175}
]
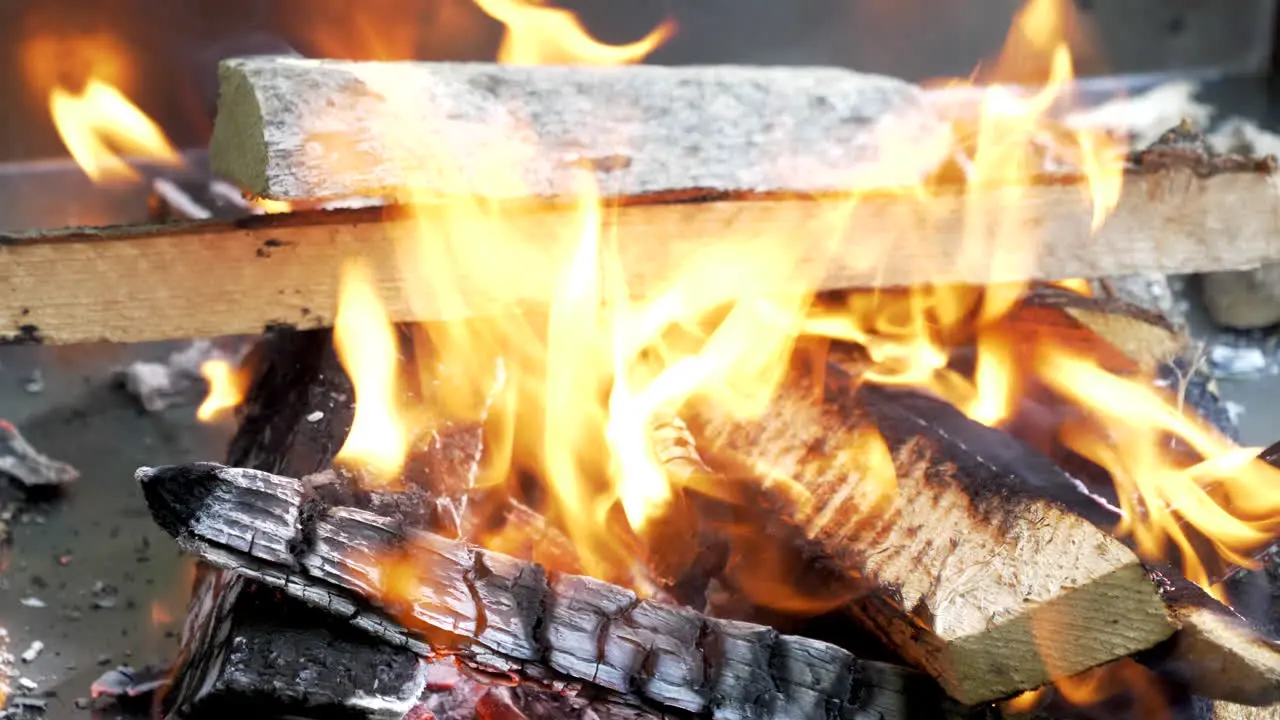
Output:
[
  {"left": 48, "top": 78, "right": 181, "bottom": 185},
  {"left": 251, "top": 197, "right": 293, "bottom": 214}
]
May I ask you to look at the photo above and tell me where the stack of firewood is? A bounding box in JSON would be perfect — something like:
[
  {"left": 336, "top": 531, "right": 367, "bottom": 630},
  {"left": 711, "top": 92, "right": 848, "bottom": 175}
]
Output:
[{"left": 10, "top": 58, "right": 1280, "bottom": 719}]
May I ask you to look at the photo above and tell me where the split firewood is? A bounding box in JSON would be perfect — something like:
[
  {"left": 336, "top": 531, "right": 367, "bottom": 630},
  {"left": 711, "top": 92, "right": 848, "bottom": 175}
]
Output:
[
  {"left": 684, "top": 367, "right": 1171, "bottom": 706},
  {"left": 174, "top": 328, "right": 969, "bottom": 720},
  {"left": 683, "top": 348, "right": 1280, "bottom": 708},
  {"left": 138, "top": 461, "right": 978, "bottom": 720},
  {"left": 163, "top": 566, "right": 430, "bottom": 720}
]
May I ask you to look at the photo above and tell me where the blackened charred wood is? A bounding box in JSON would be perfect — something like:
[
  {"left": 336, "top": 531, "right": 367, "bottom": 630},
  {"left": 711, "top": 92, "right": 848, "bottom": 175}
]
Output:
[
  {"left": 138, "top": 462, "right": 976, "bottom": 720},
  {"left": 162, "top": 565, "right": 429, "bottom": 720}
]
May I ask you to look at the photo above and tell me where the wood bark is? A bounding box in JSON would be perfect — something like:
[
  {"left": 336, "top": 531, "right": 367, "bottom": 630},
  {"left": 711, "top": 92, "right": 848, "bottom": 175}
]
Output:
[
  {"left": 139, "top": 461, "right": 975, "bottom": 720},
  {"left": 210, "top": 58, "right": 939, "bottom": 202}
]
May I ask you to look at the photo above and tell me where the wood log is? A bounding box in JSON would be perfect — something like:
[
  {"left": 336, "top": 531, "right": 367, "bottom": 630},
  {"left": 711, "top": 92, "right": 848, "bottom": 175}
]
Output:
[
  {"left": 138, "top": 461, "right": 979, "bottom": 720},
  {"left": 684, "top": 368, "right": 1174, "bottom": 706},
  {"left": 162, "top": 564, "right": 430, "bottom": 720},
  {"left": 167, "top": 564, "right": 667, "bottom": 720},
  {"left": 215, "top": 59, "right": 1280, "bottom": 267},
  {"left": 680, "top": 288, "right": 1280, "bottom": 707}
]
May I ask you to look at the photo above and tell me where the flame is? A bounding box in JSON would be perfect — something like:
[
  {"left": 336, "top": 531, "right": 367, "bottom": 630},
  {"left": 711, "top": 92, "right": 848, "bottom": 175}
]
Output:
[
  {"left": 1036, "top": 349, "right": 1280, "bottom": 598},
  {"left": 1001, "top": 688, "right": 1045, "bottom": 714},
  {"left": 48, "top": 78, "right": 181, "bottom": 185},
  {"left": 150, "top": 600, "right": 174, "bottom": 626},
  {"left": 800, "top": 0, "right": 1123, "bottom": 431},
  {"left": 196, "top": 359, "right": 247, "bottom": 423},
  {"left": 333, "top": 259, "right": 414, "bottom": 485},
  {"left": 1053, "top": 659, "right": 1170, "bottom": 718},
  {"left": 472, "top": 0, "right": 676, "bottom": 65},
  {"left": 1049, "top": 278, "right": 1094, "bottom": 296},
  {"left": 312, "top": 0, "right": 1140, "bottom": 596},
  {"left": 309, "top": 0, "right": 1276, "bottom": 635},
  {"left": 251, "top": 197, "right": 293, "bottom": 214}
]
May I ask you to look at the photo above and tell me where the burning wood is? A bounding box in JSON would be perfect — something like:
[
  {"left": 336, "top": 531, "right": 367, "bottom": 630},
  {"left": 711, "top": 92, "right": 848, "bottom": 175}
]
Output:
[
  {"left": 137, "top": 461, "right": 968, "bottom": 720},
  {"left": 1, "top": 124, "right": 1279, "bottom": 345},
  {"left": 684, "top": 368, "right": 1174, "bottom": 706}
]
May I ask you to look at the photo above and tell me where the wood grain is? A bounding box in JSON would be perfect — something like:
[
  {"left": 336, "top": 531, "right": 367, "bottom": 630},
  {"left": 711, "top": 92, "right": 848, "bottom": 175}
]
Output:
[
  {"left": 685, "top": 373, "right": 1176, "bottom": 706},
  {"left": 6, "top": 155, "right": 1280, "bottom": 346}
]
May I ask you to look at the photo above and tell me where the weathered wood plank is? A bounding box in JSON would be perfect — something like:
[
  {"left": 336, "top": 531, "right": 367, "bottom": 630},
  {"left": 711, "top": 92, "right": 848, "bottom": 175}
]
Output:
[{"left": 210, "top": 58, "right": 939, "bottom": 202}]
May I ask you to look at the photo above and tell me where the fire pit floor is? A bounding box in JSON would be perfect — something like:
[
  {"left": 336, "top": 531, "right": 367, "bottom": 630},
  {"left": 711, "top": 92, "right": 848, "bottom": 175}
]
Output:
[{"left": 0, "top": 340, "right": 231, "bottom": 719}]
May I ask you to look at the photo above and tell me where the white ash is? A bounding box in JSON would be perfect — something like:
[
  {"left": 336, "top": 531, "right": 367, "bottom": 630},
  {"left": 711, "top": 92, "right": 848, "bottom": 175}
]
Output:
[
  {"left": 1208, "top": 344, "right": 1271, "bottom": 378},
  {"left": 19, "top": 371, "right": 42, "bottom": 395},
  {"left": 1064, "top": 80, "right": 1212, "bottom": 149},
  {"left": 18, "top": 642, "right": 41, "bottom": 664},
  {"left": 116, "top": 338, "right": 252, "bottom": 413},
  {"left": 1224, "top": 400, "right": 1247, "bottom": 427}
]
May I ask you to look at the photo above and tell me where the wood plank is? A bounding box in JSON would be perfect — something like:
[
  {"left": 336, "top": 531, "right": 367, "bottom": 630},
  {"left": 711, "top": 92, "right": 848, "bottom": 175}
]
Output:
[
  {"left": 6, "top": 148, "right": 1280, "bottom": 347},
  {"left": 209, "top": 59, "right": 939, "bottom": 203}
]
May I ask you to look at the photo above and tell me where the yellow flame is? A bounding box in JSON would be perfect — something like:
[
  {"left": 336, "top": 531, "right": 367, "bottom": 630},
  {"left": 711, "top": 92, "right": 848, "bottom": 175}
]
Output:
[
  {"left": 1036, "top": 349, "right": 1280, "bottom": 599},
  {"left": 252, "top": 197, "right": 294, "bottom": 214},
  {"left": 308, "top": 0, "right": 1280, "bottom": 627},
  {"left": 472, "top": 0, "right": 675, "bottom": 65},
  {"left": 333, "top": 260, "right": 412, "bottom": 485},
  {"left": 49, "top": 78, "right": 181, "bottom": 185},
  {"left": 196, "top": 360, "right": 245, "bottom": 422}
]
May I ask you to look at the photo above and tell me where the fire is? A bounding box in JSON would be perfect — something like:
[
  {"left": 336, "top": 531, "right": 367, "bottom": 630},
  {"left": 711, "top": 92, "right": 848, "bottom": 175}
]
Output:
[
  {"left": 310, "top": 2, "right": 1275, "bottom": 701},
  {"left": 196, "top": 359, "right": 247, "bottom": 423},
  {"left": 1037, "top": 349, "right": 1280, "bottom": 598},
  {"left": 472, "top": 0, "right": 676, "bottom": 65},
  {"left": 251, "top": 197, "right": 293, "bottom": 214},
  {"left": 322, "top": 0, "right": 1138, "bottom": 592},
  {"left": 48, "top": 78, "right": 181, "bottom": 185},
  {"left": 333, "top": 259, "right": 413, "bottom": 485}
]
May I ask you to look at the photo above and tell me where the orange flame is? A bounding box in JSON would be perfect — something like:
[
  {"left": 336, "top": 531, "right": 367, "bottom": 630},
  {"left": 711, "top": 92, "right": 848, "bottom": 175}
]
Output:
[
  {"left": 251, "top": 197, "right": 293, "bottom": 214},
  {"left": 311, "top": 0, "right": 1278, "bottom": 641},
  {"left": 333, "top": 259, "right": 413, "bottom": 485},
  {"left": 1036, "top": 349, "right": 1280, "bottom": 599},
  {"left": 317, "top": 0, "right": 1136, "bottom": 594},
  {"left": 196, "top": 359, "right": 247, "bottom": 423},
  {"left": 48, "top": 78, "right": 181, "bottom": 185},
  {"left": 472, "top": 0, "right": 676, "bottom": 65}
]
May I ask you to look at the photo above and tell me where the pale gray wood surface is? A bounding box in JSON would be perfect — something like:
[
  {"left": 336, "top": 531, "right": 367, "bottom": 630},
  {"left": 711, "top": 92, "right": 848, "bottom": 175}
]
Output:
[{"left": 211, "top": 58, "right": 941, "bottom": 202}]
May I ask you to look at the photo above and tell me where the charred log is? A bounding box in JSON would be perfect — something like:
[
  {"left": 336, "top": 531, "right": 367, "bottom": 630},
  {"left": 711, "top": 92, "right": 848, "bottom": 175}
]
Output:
[
  {"left": 162, "top": 565, "right": 429, "bottom": 720},
  {"left": 139, "top": 461, "right": 975, "bottom": 720}
]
